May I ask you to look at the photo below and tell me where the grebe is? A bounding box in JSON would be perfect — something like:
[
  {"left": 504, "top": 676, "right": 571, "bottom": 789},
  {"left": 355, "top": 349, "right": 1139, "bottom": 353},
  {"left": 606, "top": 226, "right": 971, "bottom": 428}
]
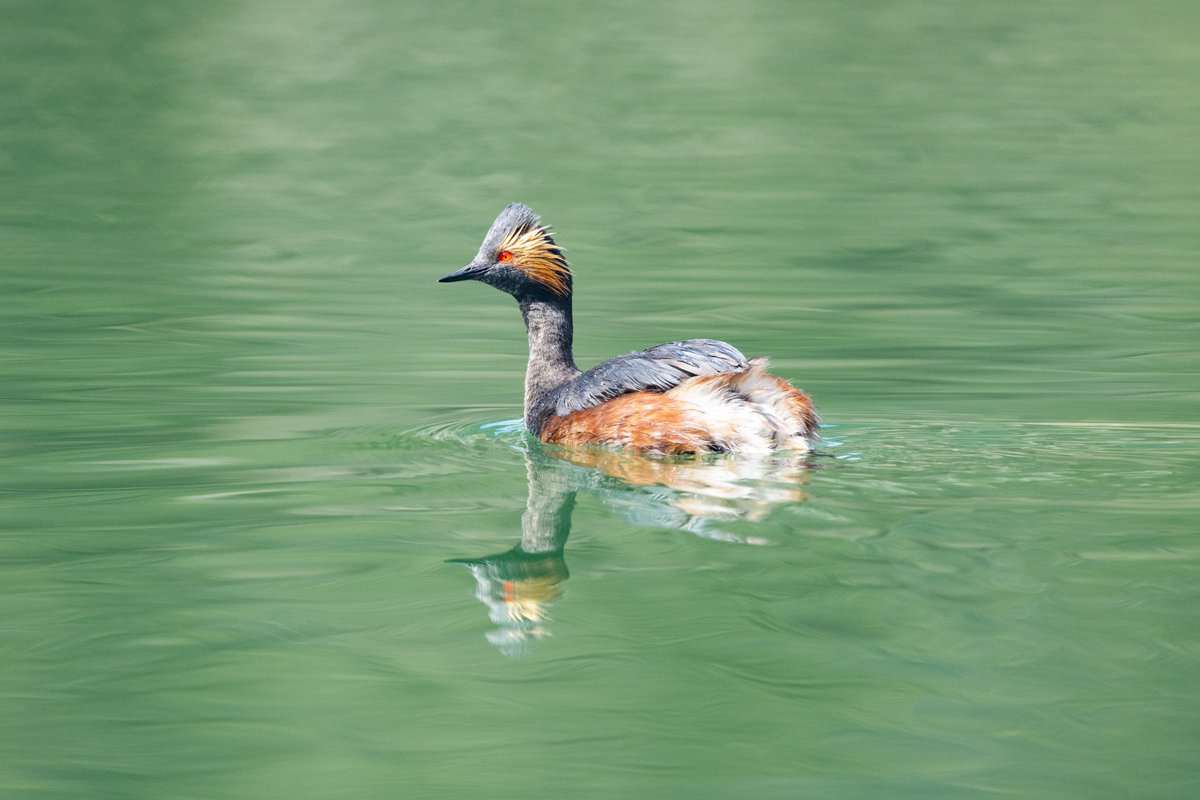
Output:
[{"left": 439, "top": 203, "right": 819, "bottom": 455}]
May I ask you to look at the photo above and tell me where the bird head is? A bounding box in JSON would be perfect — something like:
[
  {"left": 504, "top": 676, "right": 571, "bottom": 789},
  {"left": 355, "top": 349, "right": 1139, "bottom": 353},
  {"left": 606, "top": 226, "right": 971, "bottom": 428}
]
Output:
[{"left": 439, "top": 203, "right": 572, "bottom": 299}]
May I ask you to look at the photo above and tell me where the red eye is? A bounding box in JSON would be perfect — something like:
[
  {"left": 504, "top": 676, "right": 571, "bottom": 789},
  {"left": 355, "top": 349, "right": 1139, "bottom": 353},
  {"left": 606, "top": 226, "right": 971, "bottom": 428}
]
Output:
[{"left": 497, "top": 250, "right": 513, "bottom": 263}]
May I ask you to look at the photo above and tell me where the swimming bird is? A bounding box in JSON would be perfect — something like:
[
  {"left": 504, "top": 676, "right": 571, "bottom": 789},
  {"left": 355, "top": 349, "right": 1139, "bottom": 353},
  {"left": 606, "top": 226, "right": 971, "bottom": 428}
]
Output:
[{"left": 439, "top": 203, "right": 819, "bottom": 455}]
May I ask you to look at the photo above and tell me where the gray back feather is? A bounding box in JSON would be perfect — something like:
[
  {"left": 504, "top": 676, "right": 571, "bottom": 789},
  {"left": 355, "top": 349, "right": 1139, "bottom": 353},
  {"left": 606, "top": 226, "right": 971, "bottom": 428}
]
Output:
[{"left": 527, "top": 338, "right": 748, "bottom": 433}]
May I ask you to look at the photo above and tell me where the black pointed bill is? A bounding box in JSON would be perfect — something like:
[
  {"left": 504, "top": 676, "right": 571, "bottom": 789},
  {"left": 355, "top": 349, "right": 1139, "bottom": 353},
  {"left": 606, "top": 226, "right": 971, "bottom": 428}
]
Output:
[{"left": 438, "top": 261, "right": 489, "bottom": 283}]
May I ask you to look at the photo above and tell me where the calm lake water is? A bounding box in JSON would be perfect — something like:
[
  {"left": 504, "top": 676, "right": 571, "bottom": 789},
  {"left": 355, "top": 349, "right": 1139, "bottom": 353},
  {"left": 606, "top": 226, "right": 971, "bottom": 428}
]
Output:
[{"left": 3, "top": 1, "right": 1198, "bottom": 797}]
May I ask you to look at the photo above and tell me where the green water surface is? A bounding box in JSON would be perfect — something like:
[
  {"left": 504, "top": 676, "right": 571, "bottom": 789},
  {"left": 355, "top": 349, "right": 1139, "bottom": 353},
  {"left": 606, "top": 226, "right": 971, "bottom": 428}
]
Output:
[{"left": 3, "top": 1, "right": 1198, "bottom": 798}]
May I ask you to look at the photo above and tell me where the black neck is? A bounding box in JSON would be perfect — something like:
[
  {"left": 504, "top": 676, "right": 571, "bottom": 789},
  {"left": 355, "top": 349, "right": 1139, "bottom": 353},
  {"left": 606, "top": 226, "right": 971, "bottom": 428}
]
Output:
[{"left": 518, "top": 294, "right": 580, "bottom": 428}]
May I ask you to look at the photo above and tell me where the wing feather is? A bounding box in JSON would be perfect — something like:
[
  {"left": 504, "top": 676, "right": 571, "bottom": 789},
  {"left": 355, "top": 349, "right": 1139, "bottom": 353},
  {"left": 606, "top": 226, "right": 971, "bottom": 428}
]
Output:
[{"left": 549, "top": 339, "right": 749, "bottom": 417}]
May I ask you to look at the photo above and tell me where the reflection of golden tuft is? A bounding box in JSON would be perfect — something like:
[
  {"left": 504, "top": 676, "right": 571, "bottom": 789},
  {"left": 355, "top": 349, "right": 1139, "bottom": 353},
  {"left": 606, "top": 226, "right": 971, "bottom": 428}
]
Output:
[
  {"left": 499, "top": 222, "right": 570, "bottom": 296},
  {"left": 500, "top": 575, "right": 565, "bottom": 623}
]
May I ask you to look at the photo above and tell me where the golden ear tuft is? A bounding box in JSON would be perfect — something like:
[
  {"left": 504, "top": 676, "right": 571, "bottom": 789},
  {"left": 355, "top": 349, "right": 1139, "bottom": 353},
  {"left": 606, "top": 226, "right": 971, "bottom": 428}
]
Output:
[{"left": 499, "top": 223, "right": 571, "bottom": 296}]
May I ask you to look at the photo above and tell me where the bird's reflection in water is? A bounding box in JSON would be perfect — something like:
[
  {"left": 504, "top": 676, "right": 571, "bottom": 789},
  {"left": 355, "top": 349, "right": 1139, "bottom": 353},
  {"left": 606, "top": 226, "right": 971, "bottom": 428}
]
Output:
[
  {"left": 451, "top": 444, "right": 814, "bottom": 657},
  {"left": 448, "top": 449, "right": 575, "bottom": 656}
]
